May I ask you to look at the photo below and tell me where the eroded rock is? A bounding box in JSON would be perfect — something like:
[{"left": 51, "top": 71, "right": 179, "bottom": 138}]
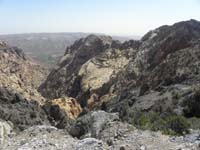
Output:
[
  {"left": 0, "top": 87, "right": 50, "bottom": 131},
  {"left": 0, "top": 43, "right": 48, "bottom": 104}
]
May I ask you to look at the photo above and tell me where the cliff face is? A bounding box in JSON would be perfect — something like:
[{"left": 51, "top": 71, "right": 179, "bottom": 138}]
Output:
[
  {"left": 39, "top": 35, "right": 140, "bottom": 109},
  {"left": 105, "top": 19, "right": 200, "bottom": 121},
  {"left": 39, "top": 19, "right": 200, "bottom": 118},
  {"left": 0, "top": 42, "right": 48, "bottom": 103},
  {"left": 131, "top": 19, "right": 200, "bottom": 89},
  {"left": 1, "top": 20, "right": 200, "bottom": 149}
]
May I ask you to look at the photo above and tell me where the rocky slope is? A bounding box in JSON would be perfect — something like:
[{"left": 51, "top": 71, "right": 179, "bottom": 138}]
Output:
[
  {"left": 1, "top": 19, "right": 200, "bottom": 149},
  {"left": 105, "top": 19, "right": 200, "bottom": 119},
  {"left": 0, "top": 42, "right": 48, "bottom": 103},
  {"left": 39, "top": 19, "right": 200, "bottom": 131},
  {"left": 0, "top": 87, "right": 50, "bottom": 131},
  {"left": 1, "top": 111, "right": 199, "bottom": 150},
  {"left": 39, "top": 35, "right": 140, "bottom": 108}
]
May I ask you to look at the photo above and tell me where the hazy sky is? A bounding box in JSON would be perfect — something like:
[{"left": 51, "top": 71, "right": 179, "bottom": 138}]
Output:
[{"left": 0, "top": 0, "right": 200, "bottom": 36}]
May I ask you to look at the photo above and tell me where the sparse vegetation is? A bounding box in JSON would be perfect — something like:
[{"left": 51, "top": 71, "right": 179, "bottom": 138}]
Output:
[
  {"left": 182, "top": 88, "right": 200, "bottom": 117},
  {"left": 132, "top": 111, "right": 190, "bottom": 136}
]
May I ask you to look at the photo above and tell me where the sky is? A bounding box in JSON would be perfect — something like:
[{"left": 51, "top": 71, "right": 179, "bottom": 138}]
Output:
[{"left": 0, "top": 0, "right": 200, "bottom": 36}]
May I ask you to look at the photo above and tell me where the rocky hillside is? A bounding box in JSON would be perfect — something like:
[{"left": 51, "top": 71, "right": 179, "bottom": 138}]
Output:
[
  {"left": 0, "top": 42, "right": 48, "bottom": 103},
  {"left": 39, "top": 35, "right": 140, "bottom": 107},
  {"left": 107, "top": 19, "right": 200, "bottom": 118},
  {"left": 39, "top": 19, "right": 200, "bottom": 132},
  {"left": 1, "top": 19, "right": 200, "bottom": 149}
]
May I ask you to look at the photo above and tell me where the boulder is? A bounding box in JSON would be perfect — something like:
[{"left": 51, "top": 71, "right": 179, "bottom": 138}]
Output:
[
  {"left": 69, "top": 110, "right": 119, "bottom": 138},
  {"left": 0, "top": 120, "right": 14, "bottom": 143}
]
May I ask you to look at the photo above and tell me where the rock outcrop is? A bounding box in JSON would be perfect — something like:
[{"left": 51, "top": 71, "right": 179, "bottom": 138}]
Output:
[
  {"left": 38, "top": 19, "right": 200, "bottom": 132},
  {"left": 102, "top": 20, "right": 200, "bottom": 125},
  {"left": 0, "top": 87, "right": 50, "bottom": 131},
  {"left": 69, "top": 111, "right": 119, "bottom": 138},
  {"left": 0, "top": 42, "right": 48, "bottom": 103},
  {"left": 51, "top": 97, "right": 82, "bottom": 119},
  {"left": 135, "top": 19, "right": 200, "bottom": 88},
  {"left": 1, "top": 19, "right": 200, "bottom": 149},
  {"left": 0, "top": 120, "right": 14, "bottom": 144},
  {"left": 39, "top": 35, "right": 140, "bottom": 109}
]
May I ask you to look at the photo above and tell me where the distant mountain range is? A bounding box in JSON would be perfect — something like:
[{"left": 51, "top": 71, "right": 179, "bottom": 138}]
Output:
[{"left": 0, "top": 32, "right": 135, "bottom": 65}]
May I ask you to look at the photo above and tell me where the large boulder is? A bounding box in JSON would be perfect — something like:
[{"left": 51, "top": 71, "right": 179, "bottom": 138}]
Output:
[
  {"left": 69, "top": 111, "right": 119, "bottom": 138},
  {"left": 0, "top": 120, "right": 14, "bottom": 144}
]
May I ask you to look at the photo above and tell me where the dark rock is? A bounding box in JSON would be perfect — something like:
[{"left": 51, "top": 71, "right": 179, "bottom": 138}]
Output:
[
  {"left": 0, "top": 87, "right": 49, "bottom": 131},
  {"left": 42, "top": 102, "right": 73, "bottom": 129}
]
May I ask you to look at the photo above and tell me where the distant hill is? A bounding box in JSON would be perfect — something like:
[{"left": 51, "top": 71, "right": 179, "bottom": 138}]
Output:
[{"left": 0, "top": 32, "right": 133, "bottom": 65}]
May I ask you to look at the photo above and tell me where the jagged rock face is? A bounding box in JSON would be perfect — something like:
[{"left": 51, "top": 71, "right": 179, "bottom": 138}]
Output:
[
  {"left": 134, "top": 19, "right": 200, "bottom": 72},
  {"left": 132, "top": 19, "right": 200, "bottom": 90},
  {"left": 0, "top": 43, "right": 48, "bottom": 103},
  {"left": 140, "top": 44, "right": 200, "bottom": 89},
  {"left": 39, "top": 35, "right": 113, "bottom": 100},
  {"left": 0, "top": 87, "right": 50, "bottom": 131},
  {"left": 40, "top": 20, "right": 200, "bottom": 121},
  {"left": 39, "top": 35, "right": 139, "bottom": 108},
  {"left": 105, "top": 20, "right": 200, "bottom": 120}
]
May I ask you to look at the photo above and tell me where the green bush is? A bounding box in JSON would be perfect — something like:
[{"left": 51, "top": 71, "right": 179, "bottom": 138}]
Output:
[
  {"left": 183, "top": 89, "right": 200, "bottom": 117},
  {"left": 164, "top": 115, "right": 190, "bottom": 135},
  {"left": 188, "top": 117, "right": 200, "bottom": 129},
  {"left": 132, "top": 112, "right": 190, "bottom": 136}
]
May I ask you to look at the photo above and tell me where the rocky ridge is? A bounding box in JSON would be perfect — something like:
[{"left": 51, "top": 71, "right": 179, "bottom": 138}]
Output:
[
  {"left": 39, "top": 20, "right": 200, "bottom": 114},
  {"left": 39, "top": 19, "right": 200, "bottom": 134},
  {"left": 1, "top": 19, "right": 200, "bottom": 149},
  {"left": 0, "top": 42, "right": 48, "bottom": 103}
]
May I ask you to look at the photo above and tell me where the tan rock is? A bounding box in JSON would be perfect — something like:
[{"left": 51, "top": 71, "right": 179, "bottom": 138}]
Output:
[
  {"left": 52, "top": 97, "right": 82, "bottom": 119},
  {"left": 78, "top": 48, "right": 129, "bottom": 93},
  {"left": 0, "top": 44, "right": 48, "bottom": 104}
]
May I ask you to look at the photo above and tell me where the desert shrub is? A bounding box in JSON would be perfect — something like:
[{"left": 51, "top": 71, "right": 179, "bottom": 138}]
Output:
[
  {"left": 182, "top": 89, "right": 200, "bottom": 117},
  {"left": 132, "top": 111, "right": 190, "bottom": 136},
  {"left": 164, "top": 115, "right": 190, "bottom": 135},
  {"left": 188, "top": 117, "right": 200, "bottom": 129}
]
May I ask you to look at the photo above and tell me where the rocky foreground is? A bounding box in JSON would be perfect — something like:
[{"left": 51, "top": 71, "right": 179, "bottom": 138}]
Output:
[
  {"left": 1, "top": 111, "right": 200, "bottom": 150},
  {"left": 1, "top": 20, "right": 200, "bottom": 149}
]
